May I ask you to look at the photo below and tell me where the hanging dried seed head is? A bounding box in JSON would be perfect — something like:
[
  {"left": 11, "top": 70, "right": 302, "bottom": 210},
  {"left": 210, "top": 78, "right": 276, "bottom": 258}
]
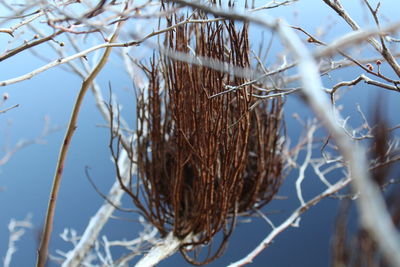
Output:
[{"left": 132, "top": 11, "right": 284, "bottom": 266}]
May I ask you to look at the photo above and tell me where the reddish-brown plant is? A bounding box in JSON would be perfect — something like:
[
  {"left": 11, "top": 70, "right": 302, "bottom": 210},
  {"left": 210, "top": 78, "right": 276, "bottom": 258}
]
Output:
[
  {"left": 331, "top": 102, "right": 400, "bottom": 267},
  {"left": 113, "top": 6, "right": 284, "bottom": 265}
]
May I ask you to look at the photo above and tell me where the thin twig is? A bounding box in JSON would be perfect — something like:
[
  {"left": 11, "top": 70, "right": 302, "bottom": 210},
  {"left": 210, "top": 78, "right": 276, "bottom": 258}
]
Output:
[
  {"left": 0, "top": 104, "right": 18, "bottom": 114},
  {"left": 228, "top": 177, "right": 351, "bottom": 266}
]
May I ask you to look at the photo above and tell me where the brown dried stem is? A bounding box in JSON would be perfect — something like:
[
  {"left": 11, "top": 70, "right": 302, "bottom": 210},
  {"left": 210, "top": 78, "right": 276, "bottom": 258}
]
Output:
[{"left": 36, "top": 12, "right": 126, "bottom": 267}]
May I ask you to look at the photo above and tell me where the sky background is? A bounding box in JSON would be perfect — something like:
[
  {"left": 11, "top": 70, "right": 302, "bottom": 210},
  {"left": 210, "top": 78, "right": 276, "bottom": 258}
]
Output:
[{"left": 0, "top": 1, "right": 399, "bottom": 266}]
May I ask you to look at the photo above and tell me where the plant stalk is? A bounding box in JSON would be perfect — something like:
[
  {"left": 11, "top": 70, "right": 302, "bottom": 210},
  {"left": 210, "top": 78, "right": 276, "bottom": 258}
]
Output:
[{"left": 36, "top": 24, "right": 123, "bottom": 267}]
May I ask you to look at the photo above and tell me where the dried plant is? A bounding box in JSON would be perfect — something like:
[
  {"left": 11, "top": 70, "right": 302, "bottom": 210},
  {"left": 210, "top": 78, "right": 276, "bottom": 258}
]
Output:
[
  {"left": 331, "top": 104, "right": 400, "bottom": 267},
  {"left": 110, "top": 7, "right": 284, "bottom": 265},
  {"left": 332, "top": 184, "right": 400, "bottom": 267}
]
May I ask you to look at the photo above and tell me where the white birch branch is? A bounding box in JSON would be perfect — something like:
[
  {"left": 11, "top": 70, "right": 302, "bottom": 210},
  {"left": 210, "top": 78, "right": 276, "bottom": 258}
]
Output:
[
  {"left": 3, "top": 215, "right": 33, "bottom": 267},
  {"left": 295, "top": 124, "right": 316, "bottom": 206},
  {"left": 135, "top": 232, "right": 191, "bottom": 267}
]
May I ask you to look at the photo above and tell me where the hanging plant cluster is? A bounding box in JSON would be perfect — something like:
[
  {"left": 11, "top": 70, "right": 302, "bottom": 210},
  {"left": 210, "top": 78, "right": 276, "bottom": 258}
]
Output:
[{"left": 125, "top": 5, "right": 285, "bottom": 265}]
